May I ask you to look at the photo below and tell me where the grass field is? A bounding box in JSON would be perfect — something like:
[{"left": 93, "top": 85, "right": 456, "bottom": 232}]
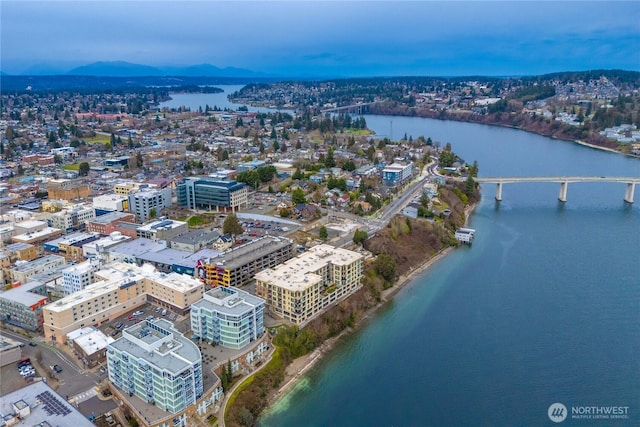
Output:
[
  {"left": 62, "top": 163, "right": 80, "bottom": 171},
  {"left": 85, "top": 133, "right": 111, "bottom": 144}
]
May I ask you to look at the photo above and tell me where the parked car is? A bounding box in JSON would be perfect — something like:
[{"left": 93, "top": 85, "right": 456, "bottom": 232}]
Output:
[
  {"left": 146, "top": 315, "right": 154, "bottom": 320},
  {"left": 155, "top": 307, "right": 162, "bottom": 312},
  {"left": 127, "top": 314, "right": 135, "bottom": 321},
  {"left": 115, "top": 322, "right": 123, "bottom": 329},
  {"left": 161, "top": 309, "right": 167, "bottom": 316},
  {"left": 28, "top": 341, "right": 37, "bottom": 347},
  {"left": 52, "top": 365, "right": 62, "bottom": 373},
  {"left": 133, "top": 310, "right": 144, "bottom": 316}
]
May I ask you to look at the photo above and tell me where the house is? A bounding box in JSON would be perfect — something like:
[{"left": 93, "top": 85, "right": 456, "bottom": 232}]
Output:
[{"left": 214, "top": 233, "right": 234, "bottom": 251}]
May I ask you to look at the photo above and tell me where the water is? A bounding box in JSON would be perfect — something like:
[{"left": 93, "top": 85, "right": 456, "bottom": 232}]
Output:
[
  {"left": 156, "top": 85, "right": 293, "bottom": 114},
  {"left": 260, "top": 116, "right": 640, "bottom": 426}
]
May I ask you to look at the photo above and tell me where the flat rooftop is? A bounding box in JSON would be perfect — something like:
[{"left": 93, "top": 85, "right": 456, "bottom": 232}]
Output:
[
  {"left": 0, "top": 281, "right": 48, "bottom": 307},
  {"left": 12, "top": 227, "right": 61, "bottom": 242},
  {"left": 110, "top": 319, "right": 200, "bottom": 375},
  {"left": 193, "top": 286, "right": 264, "bottom": 316},
  {"left": 254, "top": 244, "right": 363, "bottom": 292},
  {"left": 12, "top": 255, "right": 66, "bottom": 273},
  {"left": 137, "top": 219, "right": 186, "bottom": 233},
  {"left": 45, "top": 232, "right": 98, "bottom": 248},
  {"left": 0, "top": 381, "right": 93, "bottom": 426},
  {"left": 215, "top": 235, "right": 293, "bottom": 271},
  {"left": 89, "top": 211, "right": 133, "bottom": 225}
]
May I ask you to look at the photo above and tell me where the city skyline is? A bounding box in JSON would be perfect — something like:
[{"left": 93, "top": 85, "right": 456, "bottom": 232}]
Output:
[{"left": 2, "top": 0, "right": 639, "bottom": 77}]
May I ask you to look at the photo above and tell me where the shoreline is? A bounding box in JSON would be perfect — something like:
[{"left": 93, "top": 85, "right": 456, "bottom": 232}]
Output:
[{"left": 262, "top": 201, "right": 478, "bottom": 412}]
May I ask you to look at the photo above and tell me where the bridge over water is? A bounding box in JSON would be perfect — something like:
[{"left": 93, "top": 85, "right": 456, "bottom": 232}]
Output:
[{"left": 470, "top": 176, "right": 639, "bottom": 203}]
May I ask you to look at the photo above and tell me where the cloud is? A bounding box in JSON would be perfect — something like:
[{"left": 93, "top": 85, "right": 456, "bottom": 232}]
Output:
[{"left": 1, "top": 0, "right": 638, "bottom": 76}]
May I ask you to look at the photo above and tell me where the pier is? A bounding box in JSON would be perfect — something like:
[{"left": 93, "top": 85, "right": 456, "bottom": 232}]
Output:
[{"left": 471, "top": 176, "right": 640, "bottom": 204}]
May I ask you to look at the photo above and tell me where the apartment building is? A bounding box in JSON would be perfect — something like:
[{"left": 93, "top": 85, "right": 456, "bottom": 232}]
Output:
[
  {"left": 128, "top": 188, "right": 173, "bottom": 222},
  {"left": 47, "top": 204, "right": 95, "bottom": 233},
  {"left": 107, "top": 319, "right": 203, "bottom": 414},
  {"left": 255, "top": 244, "right": 363, "bottom": 325},
  {"left": 0, "top": 281, "right": 48, "bottom": 331},
  {"left": 42, "top": 262, "right": 203, "bottom": 343},
  {"left": 382, "top": 162, "right": 413, "bottom": 186},
  {"left": 190, "top": 287, "right": 265, "bottom": 349},
  {"left": 62, "top": 258, "right": 102, "bottom": 295}
]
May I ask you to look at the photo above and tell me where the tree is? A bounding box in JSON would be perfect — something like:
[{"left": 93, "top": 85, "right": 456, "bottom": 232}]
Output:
[
  {"left": 319, "top": 225, "right": 328, "bottom": 240},
  {"left": 353, "top": 229, "right": 368, "bottom": 244},
  {"left": 291, "top": 188, "right": 307, "bottom": 205},
  {"left": 149, "top": 208, "right": 157, "bottom": 219},
  {"left": 136, "top": 152, "right": 143, "bottom": 168},
  {"left": 325, "top": 148, "right": 336, "bottom": 168},
  {"left": 374, "top": 253, "right": 396, "bottom": 282},
  {"left": 78, "top": 162, "right": 90, "bottom": 177},
  {"left": 272, "top": 140, "right": 280, "bottom": 152},
  {"left": 464, "top": 175, "right": 476, "bottom": 197},
  {"left": 223, "top": 214, "right": 243, "bottom": 236}
]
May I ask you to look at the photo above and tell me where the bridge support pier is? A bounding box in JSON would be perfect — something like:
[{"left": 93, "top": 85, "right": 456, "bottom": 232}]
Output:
[
  {"left": 495, "top": 182, "right": 503, "bottom": 201},
  {"left": 558, "top": 181, "right": 568, "bottom": 202},
  {"left": 624, "top": 183, "right": 635, "bottom": 204}
]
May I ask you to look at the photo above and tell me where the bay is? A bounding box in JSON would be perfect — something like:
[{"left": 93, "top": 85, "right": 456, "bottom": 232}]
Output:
[{"left": 260, "top": 116, "right": 640, "bottom": 426}]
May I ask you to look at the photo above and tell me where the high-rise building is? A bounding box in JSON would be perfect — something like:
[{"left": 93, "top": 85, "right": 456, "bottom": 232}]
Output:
[
  {"left": 107, "top": 319, "right": 203, "bottom": 414},
  {"left": 255, "top": 244, "right": 363, "bottom": 325},
  {"left": 191, "top": 287, "right": 265, "bottom": 349},
  {"left": 128, "top": 188, "right": 173, "bottom": 222}
]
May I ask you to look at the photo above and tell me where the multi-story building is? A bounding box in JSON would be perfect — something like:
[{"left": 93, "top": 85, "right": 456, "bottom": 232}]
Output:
[
  {"left": 190, "top": 287, "right": 265, "bottom": 349},
  {"left": 43, "top": 262, "right": 203, "bottom": 343},
  {"left": 47, "top": 204, "right": 96, "bottom": 233},
  {"left": 197, "top": 236, "right": 294, "bottom": 288},
  {"left": 10, "top": 254, "right": 66, "bottom": 285},
  {"left": 107, "top": 319, "right": 203, "bottom": 414},
  {"left": 11, "top": 226, "right": 63, "bottom": 245},
  {"left": 86, "top": 211, "right": 136, "bottom": 234},
  {"left": 47, "top": 178, "right": 91, "bottom": 200},
  {"left": 92, "top": 193, "right": 130, "bottom": 213},
  {"left": 255, "top": 244, "right": 364, "bottom": 325},
  {"left": 113, "top": 181, "right": 147, "bottom": 196},
  {"left": 382, "top": 162, "right": 413, "bottom": 186},
  {"left": 62, "top": 258, "right": 102, "bottom": 295},
  {"left": 136, "top": 219, "right": 187, "bottom": 242},
  {"left": 0, "top": 281, "right": 48, "bottom": 331},
  {"left": 82, "top": 232, "right": 130, "bottom": 258},
  {"left": 0, "top": 242, "right": 38, "bottom": 262},
  {"left": 177, "top": 177, "right": 248, "bottom": 212},
  {"left": 128, "top": 188, "right": 173, "bottom": 222}
]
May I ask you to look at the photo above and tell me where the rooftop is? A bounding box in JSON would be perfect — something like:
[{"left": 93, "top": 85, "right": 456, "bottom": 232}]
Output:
[
  {"left": 214, "top": 235, "right": 293, "bottom": 271},
  {"left": 0, "top": 381, "right": 93, "bottom": 426},
  {"left": 254, "top": 244, "right": 363, "bottom": 292},
  {"left": 137, "top": 219, "right": 187, "bottom": 233},
  {"left": 110, "top": 318, "right": 201, "bottom": 375},
  {"left": 89, "top": 211, "right": 134, "bottom": 225},
  {"left": 12, "top": 255, "right": 66, "bottom": 273},
  {"left": 193, "top": 286, "right": 265, "bottom": 316},
  {"left": 72, "top": 328, "right": 114, "bottom": 356}
]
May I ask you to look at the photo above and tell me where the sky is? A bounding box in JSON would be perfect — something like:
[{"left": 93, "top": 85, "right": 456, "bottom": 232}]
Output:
[{"left": 1, "top": 0, "right": 639, "bottom": 77}]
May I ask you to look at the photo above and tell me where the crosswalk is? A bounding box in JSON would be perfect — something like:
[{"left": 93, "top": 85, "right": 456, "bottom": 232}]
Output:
[{"left": 70, "top": 387, "right": 97, "bottom": 404}]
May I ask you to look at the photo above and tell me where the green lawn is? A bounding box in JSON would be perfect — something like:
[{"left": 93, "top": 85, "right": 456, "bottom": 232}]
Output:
[
  {"left": 85, "top": 133, "right": 111, "bottom": 144},
  {"left": 62, "top": 163, "right": 80, "bottom": 171}
]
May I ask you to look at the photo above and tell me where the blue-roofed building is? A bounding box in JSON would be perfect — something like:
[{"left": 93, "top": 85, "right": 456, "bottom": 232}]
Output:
[{"left": 177, "top": 177, "right": 248, "bottom": 212}]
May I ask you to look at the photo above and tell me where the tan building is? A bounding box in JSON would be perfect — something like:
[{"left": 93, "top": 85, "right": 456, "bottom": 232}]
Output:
[
  {"left": 255, "top": 244, "right": 363, "bottom": 325},
  {"left": 43, "top": 262, "right": 203, "bottom": 343},
  {"left": 0, "top": 242, "right": 38, "bottom": 262},
  {"left": 47, "top": 178, "right": 91, "bottom": 201},
  {"left": 86, "top": 211, "right": 136, "bottom": 234}
]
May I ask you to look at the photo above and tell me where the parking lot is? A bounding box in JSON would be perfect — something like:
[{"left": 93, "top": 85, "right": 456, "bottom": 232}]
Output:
[{"left": 98, "top": 302, "right": 190, "bottom": 339}]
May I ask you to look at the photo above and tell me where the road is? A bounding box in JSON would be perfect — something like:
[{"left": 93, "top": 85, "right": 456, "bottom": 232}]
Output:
[{"left": 0, "top": 327, "right": 105, "bottom": 401}]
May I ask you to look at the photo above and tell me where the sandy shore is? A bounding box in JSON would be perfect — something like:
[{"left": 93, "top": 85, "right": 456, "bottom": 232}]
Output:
[{"left": 266, "top": 201, "right": 479, "bottom": 407}]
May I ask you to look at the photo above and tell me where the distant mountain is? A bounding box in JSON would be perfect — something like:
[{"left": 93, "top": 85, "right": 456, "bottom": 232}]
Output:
[
  {"left": 68, "top": 61, "right": 162, "bottom": 77},
  {"left": 66, "top": 60, "right": 269, "bottom": 78}
]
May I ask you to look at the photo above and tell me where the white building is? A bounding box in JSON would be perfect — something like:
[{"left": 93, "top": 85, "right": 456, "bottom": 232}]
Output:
[
  {"left": 107, "top": 319, "right": 204, "bottom": 415},
  {"left": 47, "top": 204, "right": 96, "bottom": 233},
  {"left": 191, "top": 287, "right": 265, "bottom": 350},
  {"left": 128, "top": 188, "right": 173, "bottom": 222},
  {"left": 62, "top": 258, "right": 102, "bottom": 295},
  {"left": 93, "top": 193, "right": 130, "bottom": 212}
]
